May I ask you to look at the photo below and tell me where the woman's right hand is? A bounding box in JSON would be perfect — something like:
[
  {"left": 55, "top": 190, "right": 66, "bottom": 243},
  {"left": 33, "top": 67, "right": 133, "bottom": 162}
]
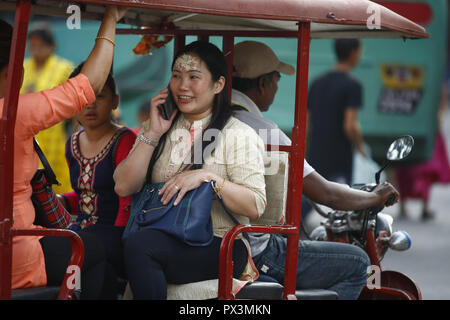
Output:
[
  {"left": 105, "top": 5, "right": 128, "bottom": 22},
  {"left": 143, "top": 88, "right": 178, "bottom": 141}
]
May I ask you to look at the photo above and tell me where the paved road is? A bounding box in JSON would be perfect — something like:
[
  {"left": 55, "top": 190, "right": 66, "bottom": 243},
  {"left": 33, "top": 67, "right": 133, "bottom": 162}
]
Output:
[
  {"left": 305, "top": 108, "right": 450, "bottom": 300},
  {"left": 380, "top": 109, "right": 450, "bottom": 300},
  {"left": 381, "top": 192, "right": 450, "bottom": 300}
]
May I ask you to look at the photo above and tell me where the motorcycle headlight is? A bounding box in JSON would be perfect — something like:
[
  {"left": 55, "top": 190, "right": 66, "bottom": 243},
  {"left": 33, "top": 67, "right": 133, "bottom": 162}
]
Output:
[
  {"left": 375, "top": 213, "right": 393, "bottom": 238},
  {"left": 375, "top": 213, "right": 393, "bottom": 260}
]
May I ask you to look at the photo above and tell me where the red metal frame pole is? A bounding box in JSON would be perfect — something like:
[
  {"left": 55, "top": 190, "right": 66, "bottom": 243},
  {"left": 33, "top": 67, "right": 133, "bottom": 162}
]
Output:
[
  {"left": 0, "top": 0, "right": 31, "bottom": 300},
  {"left": 173, "top": 34, "right": 186, "bottom": 56},
  {"left": 11, "top": 229, "right": 85, "bottom": 300},
  {"left": 365, "top": 229, "right": 381, "bottom": 268},
  {"left": 218, "top": 225, "right": 298, "bottom": 299},
  {"left": 282, "top": 22, "right": 310, "bottom": 299},
  {"left": 117, "top": 28, "right": 298, "bottom": 38},
  {"left": 197, "top": 35, "right": 209, "bottom": 42},
  {"left": 222, "top": 35, "right": 234, "bottom": 100}
]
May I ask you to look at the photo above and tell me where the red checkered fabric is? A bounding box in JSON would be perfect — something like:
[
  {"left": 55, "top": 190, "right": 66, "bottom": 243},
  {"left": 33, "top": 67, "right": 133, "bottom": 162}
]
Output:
[{"left": 31, "top": 169, "right": 71, "bottom": 228}]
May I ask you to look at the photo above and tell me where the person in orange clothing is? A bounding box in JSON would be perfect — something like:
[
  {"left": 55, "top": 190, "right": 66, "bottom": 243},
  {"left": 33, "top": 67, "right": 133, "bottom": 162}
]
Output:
[{"left": 0, "top": 6, "right": 127, "bottom": 298}]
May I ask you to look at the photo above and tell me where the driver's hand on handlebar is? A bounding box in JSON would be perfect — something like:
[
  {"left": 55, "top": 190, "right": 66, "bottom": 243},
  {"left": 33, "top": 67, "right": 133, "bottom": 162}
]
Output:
[{"left": 373, "top": 181, "right": 399, "bottom": 207}]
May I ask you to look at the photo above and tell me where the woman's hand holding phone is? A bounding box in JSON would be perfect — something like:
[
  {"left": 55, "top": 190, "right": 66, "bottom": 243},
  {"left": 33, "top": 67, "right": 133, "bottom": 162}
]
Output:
[
  {"left": 158, "top": 87, "right": 177, "bottom": 120},
  {"left": 144, "top": 88, "right": 178, "bottom": 141}
]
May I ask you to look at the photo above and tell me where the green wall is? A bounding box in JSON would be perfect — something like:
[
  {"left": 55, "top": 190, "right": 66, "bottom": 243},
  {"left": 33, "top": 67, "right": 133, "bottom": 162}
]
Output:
[{"left": 5, "top": 0, "right": 447, "bottom": 162}]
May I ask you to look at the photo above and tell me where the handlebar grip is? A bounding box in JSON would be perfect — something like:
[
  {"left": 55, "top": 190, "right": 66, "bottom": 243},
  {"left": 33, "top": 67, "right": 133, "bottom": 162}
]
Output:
[{"left": 385, "top": 194, "right": 396, "bottom": 206}]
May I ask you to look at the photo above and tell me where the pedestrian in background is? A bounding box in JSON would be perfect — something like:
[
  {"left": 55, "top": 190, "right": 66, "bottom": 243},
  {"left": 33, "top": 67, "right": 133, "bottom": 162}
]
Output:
[
  {"left": 306, "top": 39, "right": 365, "bottom": 185},
  {"left": 396, "top": 84, "right": 450, "bottom": 220}
]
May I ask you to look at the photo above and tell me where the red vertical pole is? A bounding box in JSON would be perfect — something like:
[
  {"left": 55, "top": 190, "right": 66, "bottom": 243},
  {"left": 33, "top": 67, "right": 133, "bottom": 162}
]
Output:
[
  {"left": 197, "top": 35, "right": 209, "bottom": 42},
  {"left": 222, "top": 35, "right": 234, "bottom": 101},
  {"left": 216, "top": 35, "right": 235, "bottom": 300},
  {"left": 0, "top": 0, "right": 31, "bottom": 299},
  {"left": 173, "top": 34, "right": 186, "bottom": 56},
  {"left": 282, "top": 22, "right": 311, "bottom": 299}
]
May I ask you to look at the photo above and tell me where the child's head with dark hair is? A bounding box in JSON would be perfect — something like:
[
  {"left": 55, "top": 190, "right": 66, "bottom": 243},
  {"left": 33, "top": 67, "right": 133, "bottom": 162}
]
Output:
[
  {"left": 334, "top": 39, "right": 361, "bottom": 63},
  {"left": 70, "top": 61, "right": 117, "bottom": 96},
  {"left": 70, "top": 62, "right": 119, "bottom": 129}
]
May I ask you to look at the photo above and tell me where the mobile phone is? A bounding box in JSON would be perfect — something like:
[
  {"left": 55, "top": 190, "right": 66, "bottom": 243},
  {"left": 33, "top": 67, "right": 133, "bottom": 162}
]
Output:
[{"left": 158, "top": 87, "right": 177, "bottom": 120}]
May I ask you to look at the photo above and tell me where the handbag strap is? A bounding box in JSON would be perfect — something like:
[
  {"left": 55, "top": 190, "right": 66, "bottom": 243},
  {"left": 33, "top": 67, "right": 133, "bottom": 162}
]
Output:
[
  {"left": 212, "top": 181, "right": 249, "bottom": 241},
  {"left": 33, "top": 138, "right": 60, "bottom": 185}
]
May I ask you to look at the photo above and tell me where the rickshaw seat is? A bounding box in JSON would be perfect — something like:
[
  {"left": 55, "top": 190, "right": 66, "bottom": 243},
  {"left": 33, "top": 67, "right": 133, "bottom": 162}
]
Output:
[
  {"left": 232, "top": 151, "right": 287, "bottom": 301},
  {"left": 235, "top": 282, "right": 339, "bottom": 300},
  {"left": 11, "top": 286, "right": 60, "bottom": 300},
  {"left": 221, "top": 150, "right": 339, "bottom": 300},
  {"left": 295, "top": 289, "right": 339, "bottom": 300},
  {"left": 236, "top": 274, "right": 339, "bottom": 300},
  {"left": 235, "top": 281, "right": 283, "bottom": 300},
  {"left": 256, "top": 275, "right": 339, "bottom": 300}
]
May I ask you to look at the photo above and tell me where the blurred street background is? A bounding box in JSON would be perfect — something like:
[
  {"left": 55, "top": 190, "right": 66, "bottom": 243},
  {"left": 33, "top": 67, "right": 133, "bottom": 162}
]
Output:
[
  {"left": 306, "top": 106, "right": 450, "bottom": 300},
  {"left": 382, "top": 107, "right": 450, "bottom": 300}
]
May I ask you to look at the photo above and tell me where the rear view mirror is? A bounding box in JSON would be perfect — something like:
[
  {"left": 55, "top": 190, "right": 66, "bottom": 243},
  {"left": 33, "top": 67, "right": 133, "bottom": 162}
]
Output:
[
  {"left": 386, "top": 135, "right": 415, "bottom": 161},
  {"left": 375, "top": 135, "right": 415, "bottom": 184}
]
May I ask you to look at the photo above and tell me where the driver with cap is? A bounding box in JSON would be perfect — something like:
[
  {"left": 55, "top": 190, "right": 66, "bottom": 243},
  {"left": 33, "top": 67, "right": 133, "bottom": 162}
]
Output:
[
  {"left": 231, "top": 40, "right": 294, "bottom": 146},
  {"left": 230, "top": 40, "right": 399, "bottom": 300}
]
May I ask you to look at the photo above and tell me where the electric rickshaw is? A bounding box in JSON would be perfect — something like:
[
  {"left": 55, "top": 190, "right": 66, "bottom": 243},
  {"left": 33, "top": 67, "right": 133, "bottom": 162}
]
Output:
[{"left": 0, "top": 0, "right": 428, "bottom": 300}]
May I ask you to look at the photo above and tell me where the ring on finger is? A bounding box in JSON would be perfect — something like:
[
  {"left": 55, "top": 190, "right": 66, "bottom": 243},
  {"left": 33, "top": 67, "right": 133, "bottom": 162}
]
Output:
[{"left": 174, "top": 184, "right": 180, "bottom": 191}]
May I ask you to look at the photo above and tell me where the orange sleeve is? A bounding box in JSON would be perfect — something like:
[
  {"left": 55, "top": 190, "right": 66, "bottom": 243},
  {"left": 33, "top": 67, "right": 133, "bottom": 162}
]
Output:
[{"left": 15, "top": 74, "right": 95, "bottom": 139}]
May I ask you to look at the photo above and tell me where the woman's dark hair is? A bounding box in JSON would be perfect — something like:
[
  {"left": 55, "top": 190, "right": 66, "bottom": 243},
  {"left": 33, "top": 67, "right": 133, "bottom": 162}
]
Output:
[
  {"left": 0, "top": 19, "right": 12, "bottom": 72},
  {"left": 146, "top": 41, "right": 233, "bottom": 181},
  {"left": 69, "top": 61, "right": 117, "bottom": 95},
  {"left": 334, "top": 39, "right": 361, "bottom": 62}
]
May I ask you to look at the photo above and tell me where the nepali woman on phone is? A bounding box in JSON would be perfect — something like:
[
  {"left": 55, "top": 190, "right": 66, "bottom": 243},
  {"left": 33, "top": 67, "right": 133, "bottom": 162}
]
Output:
[
  {"left": 114, "top": 41, "right": 267, "bottom": 299},
  {"left": 0, "top": 6, "right": 127, "bottom": 299}
]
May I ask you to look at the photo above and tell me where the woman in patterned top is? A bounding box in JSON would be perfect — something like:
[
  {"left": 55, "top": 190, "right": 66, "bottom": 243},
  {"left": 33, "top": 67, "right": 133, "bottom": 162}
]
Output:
[
  {"left": 61, "top": 63, "right": 136, "bottom": 298},
  {"left": 114, "top": 41, "right": 267, "bottom": 299}
]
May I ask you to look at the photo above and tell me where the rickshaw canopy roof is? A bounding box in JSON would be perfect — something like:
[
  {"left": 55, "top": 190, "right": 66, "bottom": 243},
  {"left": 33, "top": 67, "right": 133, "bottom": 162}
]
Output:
[{"left": 0, "top": 0, "right": 428, "bottom": 38}]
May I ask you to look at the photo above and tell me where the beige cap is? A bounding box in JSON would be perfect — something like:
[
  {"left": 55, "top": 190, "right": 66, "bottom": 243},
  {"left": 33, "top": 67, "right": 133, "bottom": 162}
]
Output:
[{"left": 233, "top": 41, "right": 295, "bottom": 79}]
